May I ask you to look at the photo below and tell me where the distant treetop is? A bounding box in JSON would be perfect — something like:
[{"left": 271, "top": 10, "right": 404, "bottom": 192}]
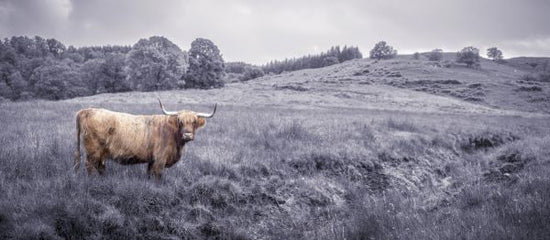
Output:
[
  {"left": 262, "top": 45, "right": 362, "bottom": 74},
  {"left": 369, "top": 41, "right": 397, "bottom": 60},
  {"left": 428, "top": 49, "right": 443, "bottom": 61},
  {"left": 185, "top": 38, "right": 225, "bottom": 89},
  {"left": 487, "top": 47, "right": 503, "bottom": 62},
  {"left": 456, "top": 46, "right": 480, "bottom": 68}
]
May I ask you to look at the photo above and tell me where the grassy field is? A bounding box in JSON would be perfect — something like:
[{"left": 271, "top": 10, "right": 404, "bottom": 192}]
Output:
[{"left": 1, "top": 97, "right": 549, "bottom": 239}]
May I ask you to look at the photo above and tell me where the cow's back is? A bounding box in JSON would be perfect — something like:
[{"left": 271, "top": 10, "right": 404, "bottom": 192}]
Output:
[{"left": 78, "top": 108, "right": 152, "bottom": 163}]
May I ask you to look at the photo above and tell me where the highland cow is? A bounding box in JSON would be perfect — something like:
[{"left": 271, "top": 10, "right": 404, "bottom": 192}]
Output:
[{"left": 74, "top": 98, "right": 216, "bottom": 179}]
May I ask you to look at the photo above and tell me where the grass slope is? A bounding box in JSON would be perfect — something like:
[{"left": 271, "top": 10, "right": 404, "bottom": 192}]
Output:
[{"left": 68, "top": 54, "right": 549, "bottom": 114}]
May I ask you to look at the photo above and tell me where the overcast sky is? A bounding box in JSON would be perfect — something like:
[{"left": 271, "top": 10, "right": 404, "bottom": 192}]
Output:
[{"left": 1, "top": 0, "right": 549, "bottom": 64}]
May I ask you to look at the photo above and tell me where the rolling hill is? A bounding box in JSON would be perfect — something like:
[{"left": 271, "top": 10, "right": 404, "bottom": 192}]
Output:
[{"left": 67, "top": 53, "right": 550, "bottom": 115}]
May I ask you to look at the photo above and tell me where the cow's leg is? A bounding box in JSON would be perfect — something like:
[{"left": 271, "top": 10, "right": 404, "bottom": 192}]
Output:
[
  {"left": 83, "top": 136, "right": 103, "bottom": 175},
  {"left": 85, "top": 151, "right": 102, "bottom": 175},
  {"left": 97, "top": 152, "right": 107, "bottom": 175},
  {"left": 85, "top": 157, "right": 95, "bottom": 175},
  {"left": 146, "top": 161, "right": 154, "bottom": 178},
  {"left": 152, "top": 158, "right": 166, "bottom": 181}
]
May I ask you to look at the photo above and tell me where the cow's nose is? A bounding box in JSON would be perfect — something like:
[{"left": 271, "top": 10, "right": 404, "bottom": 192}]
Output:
[{"left": 183, "top": 133, "right": 194, "bottom": 141}]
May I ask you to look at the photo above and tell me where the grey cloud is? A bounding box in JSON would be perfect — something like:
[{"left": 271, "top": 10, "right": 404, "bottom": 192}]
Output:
[
  {"left": 1, "top": 0, "right": 549, "bottom": 64},
  {"left": 0, "top": 0, "right": 70, "bottom": 38}
]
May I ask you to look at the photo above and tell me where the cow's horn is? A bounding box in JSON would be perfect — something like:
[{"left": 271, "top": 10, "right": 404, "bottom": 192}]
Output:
[
  {"left": 157, "top": 98, "right": 178, "bottom": 115},
  {"left": 197, "top": 104, "right": 217, "bottom": 118}
]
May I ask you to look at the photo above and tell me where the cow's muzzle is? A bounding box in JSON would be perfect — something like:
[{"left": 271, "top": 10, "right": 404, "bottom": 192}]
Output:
[{"left": 182, "top": 133, "right": 194, "bottom": 141}]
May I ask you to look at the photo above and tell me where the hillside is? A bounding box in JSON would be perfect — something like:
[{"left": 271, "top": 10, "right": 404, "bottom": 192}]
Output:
[
  {"left": 240, "top": 54, "right": 549, "bottom": 114},
  {"left": 506, "top": 56, "right": 550, "bottom": 72},
  {"left": 69, "top": 54, "right": 550, "bottom": 115}
]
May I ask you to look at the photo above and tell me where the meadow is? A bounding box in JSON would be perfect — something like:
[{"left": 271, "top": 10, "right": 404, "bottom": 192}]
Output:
[{"left": 0, "top": 98, "right": 549, "bottom": 239}]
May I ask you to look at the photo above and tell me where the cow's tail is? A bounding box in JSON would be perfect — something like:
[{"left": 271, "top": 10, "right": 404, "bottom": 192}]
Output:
[{"left": 74, "top": 110, "right": 83, "bottom": 171}]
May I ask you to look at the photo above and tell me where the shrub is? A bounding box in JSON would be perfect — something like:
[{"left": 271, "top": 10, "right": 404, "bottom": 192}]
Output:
[
  {"left": 369, "top": 41, "right": 397, "bottom": 60},
  {"left": 521, "top": 72, "right": 550, "bottom": 83},
  {"left": 456, "top": 46, "right": 480, "bottom": 68},
  {"left": 241, "top": 66, "right": 264, "bottom": 81},
  {"left": 428, "top": 49, "right": 443, "bottom": 61},
  {"left": 487, "top": 47, "right": 503, "bottom": 62}
]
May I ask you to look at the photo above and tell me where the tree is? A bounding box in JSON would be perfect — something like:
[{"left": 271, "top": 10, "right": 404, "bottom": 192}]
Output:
[
  {"left": 369, "top": 41, "right": 397, "bottom": 60},
  {"left": 63, "top": 46, "right": 85, "bottom": 63},
  {"left": 46, "top": 38, "right": 66, "bottom": 57},
  {"left": 102, "top": 53, "right": 130, "bottom": 92},
  {"left": 80, "top": 53, "right": 130, "bottom": 94},
  {"left": 185, "top": 38, "right": 225, "bottom": 89},
  {"left": 241, "top": 66, "right": 264, "bottom": 81},
  {"left": 322, "top": 56, "right": 340, "bottom": 66},
  {"left": 34, "top": 36, "right": 49, "bottom": 57},
  {"left": 261, "top": 45, "right": 362, "bottom": 75},
  {"left": 31, "top": 60, "right": 86, "bottom": 100},
  {"left": 412, "top": 52, "right": 420, "bottom": 60},
  {"left": 487, "top": 47, "right": 503, "bottom": 62},
  {"left": 456, "top": 46, "right": 480, "bottom": 68},
  {"left": 126, "top": 36, "right": 188, "bottom": 91},
  {"left": 0, "top": 35, "right": 137, "bottom": 100},
  {"left": 0, "top": 64, "right": 27, "bottom": 99},
  {"left": 428, "top": 49, "right": 443, "bottom": 61},
  {"left": 80, "top": 59, "right": 105, "bottom": 94},
  {"left": 19, "top": 57, "right": 45, "bottom": 84},
  {"left": 9, "top": 36, "right": 35, "bottom": 57},
  {"left": 226, "top": 62, "right": 265, "bottom": 81}
]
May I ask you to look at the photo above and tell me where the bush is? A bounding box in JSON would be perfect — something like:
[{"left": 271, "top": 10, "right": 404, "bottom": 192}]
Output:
[
  {"left": 226, "top": 62, "right": 264, "bottom": 81},
  {"left": 487, "top": 47, "right": 503, "bottom": 62},
  {"left": 456, "top": 46, "right": 480, "bottom": 68},
  {"left": 241, "top": 67, "right": 264, "bottom": 81},
  {"left": 521, "top": 72, "right": 550, "bottom": 83},
  {"left": 428, "top": 49, "right": 443, "bottom": 61},
  {"left": 369, "top": 41, "right": 397, "bottom": 60}
]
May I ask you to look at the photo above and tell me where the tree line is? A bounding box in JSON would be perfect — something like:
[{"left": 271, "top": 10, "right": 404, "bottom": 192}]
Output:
[
  {"left": 261, "top": 46, "right": 363, "bottom": 74},
  {"left": 224, "top": 45, "right": 363, "bottom": 82},
  {"left": 369, "top": 40, "right": 506, "bottom": 68},
  {"left": 1, "top": 35, "right": 519, "bottom": 101},
  {"left": 0, "top": 36, "right": 225, "bottom": 100}
]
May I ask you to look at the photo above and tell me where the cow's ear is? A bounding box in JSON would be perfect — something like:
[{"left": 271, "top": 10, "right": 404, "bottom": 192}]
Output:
[{"left": 196, "top": 117, "right": 206, "bottom": 129}]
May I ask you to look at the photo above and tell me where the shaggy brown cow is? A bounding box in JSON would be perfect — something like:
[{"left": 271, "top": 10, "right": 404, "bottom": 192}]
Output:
[{"left": 74, "top": 99, "right": 216, "bottom": 179}]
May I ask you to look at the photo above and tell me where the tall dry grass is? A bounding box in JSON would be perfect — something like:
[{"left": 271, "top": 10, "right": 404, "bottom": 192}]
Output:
[{"left": 0, "top": 100, "right": 549, "bottom": 239}]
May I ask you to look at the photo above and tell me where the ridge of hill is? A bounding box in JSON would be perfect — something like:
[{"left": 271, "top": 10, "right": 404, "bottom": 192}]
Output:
[
  {"left": 243, "top": 53, "right": 549, "bottom": 114},
  {"left": 66, "top": 53, "right": 549, "bottom": 115}
]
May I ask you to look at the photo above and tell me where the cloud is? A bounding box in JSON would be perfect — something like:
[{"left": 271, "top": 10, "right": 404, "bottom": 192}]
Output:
[
  {"left": 501, "top": 37, "right": 550, "bottom": 58},
  {"left": 0, "top": 0, "right": 71, "bottom": 38},
  {"left": 1, "top": 0, "right": 549, "bottom": 64}
]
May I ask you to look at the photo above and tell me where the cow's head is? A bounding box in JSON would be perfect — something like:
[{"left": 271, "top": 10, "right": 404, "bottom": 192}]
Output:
[{"left": 157, "top": 98, "right": 216, "bottom": 142}]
